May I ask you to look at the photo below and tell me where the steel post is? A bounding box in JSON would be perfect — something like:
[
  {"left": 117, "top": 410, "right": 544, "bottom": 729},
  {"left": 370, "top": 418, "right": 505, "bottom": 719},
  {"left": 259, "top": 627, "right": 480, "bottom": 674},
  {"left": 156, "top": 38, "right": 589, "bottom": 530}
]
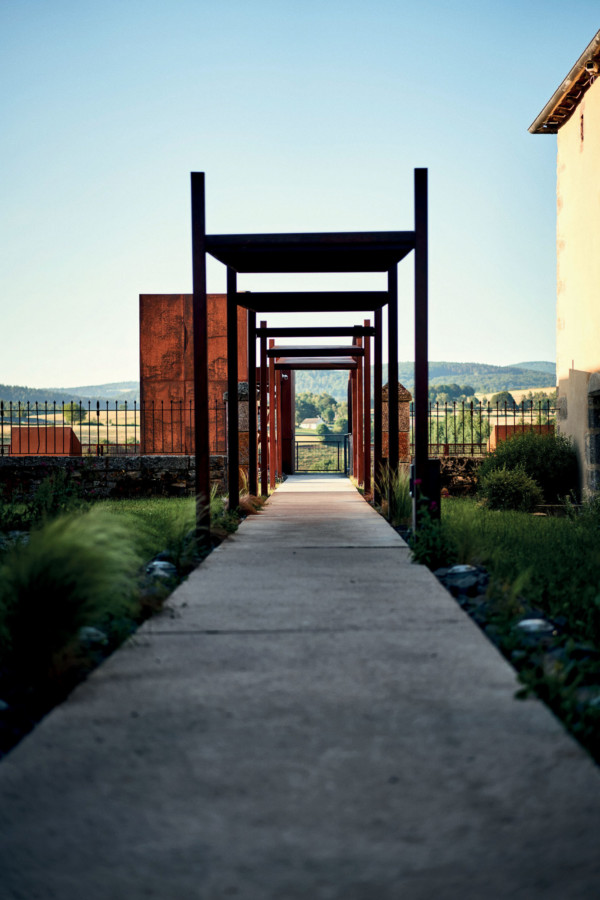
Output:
[{"left": 190, "top": 173, "right": 210, "bottom": 544}]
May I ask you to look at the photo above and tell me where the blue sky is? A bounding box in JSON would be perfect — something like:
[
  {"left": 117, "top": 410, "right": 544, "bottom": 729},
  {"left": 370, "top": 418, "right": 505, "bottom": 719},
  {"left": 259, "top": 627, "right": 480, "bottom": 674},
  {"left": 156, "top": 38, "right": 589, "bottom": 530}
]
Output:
[{"left": 1, "top": 1, "right": 598, "bottom": 387}]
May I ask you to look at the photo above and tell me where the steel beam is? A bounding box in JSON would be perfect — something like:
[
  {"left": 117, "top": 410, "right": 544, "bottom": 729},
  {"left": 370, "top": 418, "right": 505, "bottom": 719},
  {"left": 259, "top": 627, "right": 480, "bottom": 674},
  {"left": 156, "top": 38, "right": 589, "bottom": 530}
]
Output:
[
  {"left": 269, "top": 339, "right": 276, "bottom": 491},
  {"left": 260, "top": 321, "right": 268, "bottom": 496},
  {"left": 267, "top": 345, "right": 364, "bottom": 358},
  {"left": 387, "top": 266, "right": 399, "bottom": 519},
  {"left": 276, "top": 367, "right": 282, "bottom": 478},
  {"left": 236, "top": 291, "right": 388, "bottom": 313},
  {"left": 363, "top": 320, "right": 371, "bottom": 496},
  {"left": 414, "top": 167, "right": 429, "bottom": 525},
  {"left": 373, "top": 307, "right": 383, "bottom": 504},
  {"left": 248, "top": 309, "right": 257, "bottom": 495},
  {"left": 190, "top": 173, "right": 210, "bottom": 545},
  {"left": 357, "top": 338, "right": 364, "bottom": 487},
  {"left": 227, "top": 268, "right": 239, "bottom": 511},
  {"left": 256, "top": 326, "right": 376, "bottom": 338}
]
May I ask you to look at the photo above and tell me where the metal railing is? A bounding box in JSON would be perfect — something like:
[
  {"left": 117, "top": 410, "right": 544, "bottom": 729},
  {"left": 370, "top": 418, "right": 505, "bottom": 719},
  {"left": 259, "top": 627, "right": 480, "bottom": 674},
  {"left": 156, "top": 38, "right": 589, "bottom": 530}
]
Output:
[
  {"left": 0, "top": 400, "right": 227, "bottom": 456},
  {"left": 411, "top": 399, "right": 557, "bottom": 457},
  {"left": 1, "top": 399, "right": 557, "bottom": 459},
  {"left": 295, "top": 437, "right": 349, "bottom": 473}
]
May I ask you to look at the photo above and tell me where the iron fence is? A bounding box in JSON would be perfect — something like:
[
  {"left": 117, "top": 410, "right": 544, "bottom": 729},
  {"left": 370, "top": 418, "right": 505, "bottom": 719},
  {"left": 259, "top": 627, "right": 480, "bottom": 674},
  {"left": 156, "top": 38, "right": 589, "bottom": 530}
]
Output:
[
  {"left": 295, "top": 438, "right": 349, "bottom": 473},
  {"left": 0, "top": 399, "right": 557, "bottom": 460},
  {"left": 410, "top": 399, "right": 557, "bottom": 457},
  {"left": 0, "top": 400, "right": 227, "bottom": 456}
]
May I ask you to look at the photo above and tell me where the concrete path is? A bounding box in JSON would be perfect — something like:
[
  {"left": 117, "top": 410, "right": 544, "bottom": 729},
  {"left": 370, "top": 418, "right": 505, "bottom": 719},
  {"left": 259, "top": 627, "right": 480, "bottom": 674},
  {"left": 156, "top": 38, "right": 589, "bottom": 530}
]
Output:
[{"left": 0, "top": 474, "right": 599, "bottom": 899}]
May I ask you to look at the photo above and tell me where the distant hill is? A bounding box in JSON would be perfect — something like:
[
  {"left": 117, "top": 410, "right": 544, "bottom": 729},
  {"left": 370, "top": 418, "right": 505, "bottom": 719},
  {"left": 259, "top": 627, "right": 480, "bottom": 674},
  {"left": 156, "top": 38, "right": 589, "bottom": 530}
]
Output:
[
  {"left": 1, "top": 362, "right": 556, "bottom": 407},
  {"left": 296, "top": 362, "right": 556, "bottom": 401},
  {"left": 50, "top": 381, "right": 140, "bottom": 401},
  {"left": 510, "top": 361, "right": 556, "bottom": 375},
  {"left": 0, "top": 381, "right": 140, "bottom": 405}
]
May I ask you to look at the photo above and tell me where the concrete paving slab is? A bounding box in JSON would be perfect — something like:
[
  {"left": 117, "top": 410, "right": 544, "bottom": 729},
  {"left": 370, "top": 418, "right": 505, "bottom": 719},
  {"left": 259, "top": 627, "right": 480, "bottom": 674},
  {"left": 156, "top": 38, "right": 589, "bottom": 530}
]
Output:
[
  {"left": 229, "top": 516, "right": 405, "bottom": 547},
  {"left": 0, "top": 474, "right": 599, "bottom": 900}
]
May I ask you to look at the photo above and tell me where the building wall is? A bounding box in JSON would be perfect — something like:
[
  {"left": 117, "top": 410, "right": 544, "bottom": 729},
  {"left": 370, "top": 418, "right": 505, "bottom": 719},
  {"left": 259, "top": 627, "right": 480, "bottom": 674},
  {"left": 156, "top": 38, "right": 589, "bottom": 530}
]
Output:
[{"left": 556, "top": 77, "right": 600, "bottom": 493}]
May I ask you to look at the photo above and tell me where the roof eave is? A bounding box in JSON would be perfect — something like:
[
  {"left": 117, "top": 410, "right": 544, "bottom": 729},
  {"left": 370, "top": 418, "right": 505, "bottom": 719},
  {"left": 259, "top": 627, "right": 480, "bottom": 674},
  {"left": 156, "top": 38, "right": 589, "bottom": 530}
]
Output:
[{"left": 529, "top": 30, "right": 600, "bottom": 134}]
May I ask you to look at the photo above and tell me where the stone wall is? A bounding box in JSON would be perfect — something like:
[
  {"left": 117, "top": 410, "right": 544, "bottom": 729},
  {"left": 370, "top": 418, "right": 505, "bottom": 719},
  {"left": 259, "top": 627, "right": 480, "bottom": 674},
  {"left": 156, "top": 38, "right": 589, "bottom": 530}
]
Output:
[{"left": 0, "top": 456, "right": 227, "bottom": 502}]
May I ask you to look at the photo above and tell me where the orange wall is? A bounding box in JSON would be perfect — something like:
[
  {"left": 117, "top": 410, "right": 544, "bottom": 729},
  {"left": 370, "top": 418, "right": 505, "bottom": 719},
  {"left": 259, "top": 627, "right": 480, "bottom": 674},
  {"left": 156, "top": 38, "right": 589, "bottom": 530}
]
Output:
[{"left": 140, "top": 294, "right": 248, "bottom": 453}]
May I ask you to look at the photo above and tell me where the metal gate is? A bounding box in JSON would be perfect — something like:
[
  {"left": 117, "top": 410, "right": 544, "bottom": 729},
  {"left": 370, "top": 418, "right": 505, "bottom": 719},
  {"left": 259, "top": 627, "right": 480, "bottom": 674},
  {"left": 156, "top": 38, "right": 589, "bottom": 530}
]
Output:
[{"left": 294, "top": 437, "right": 349, "bottom": 473}]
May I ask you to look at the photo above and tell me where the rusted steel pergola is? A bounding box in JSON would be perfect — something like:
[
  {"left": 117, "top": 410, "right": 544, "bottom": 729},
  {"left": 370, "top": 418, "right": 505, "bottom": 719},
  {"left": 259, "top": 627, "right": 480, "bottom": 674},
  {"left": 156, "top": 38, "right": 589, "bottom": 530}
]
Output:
[
  {"left": 265, "top": 337, "right": 370, "bottom": 493},
  {"left": 191, "top": 170, "right": 429, "bottom": 542}
]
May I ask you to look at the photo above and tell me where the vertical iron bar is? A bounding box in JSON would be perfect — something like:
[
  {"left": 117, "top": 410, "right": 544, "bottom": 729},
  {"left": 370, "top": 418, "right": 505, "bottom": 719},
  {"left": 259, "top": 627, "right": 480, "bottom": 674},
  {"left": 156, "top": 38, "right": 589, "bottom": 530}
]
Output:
[
  {"left": 191, "top": 172, "right": 211, "bottom": 542},
  {"left": 248, "top": 310, "right": 257, "bottom": 495},
  {"left": 413, "top": 167, "right": 428, "bottom": 525},
  {"left": 373, "top": 308, "right": 383, "bottom": 503},
  {"left": 269, "top": 339, "right": 276, "bottom": 491},
  {"left": 276, "top": 367, "right": 282, "bottom": 478},
  {"left": 363, "top": 319, "right": 371, "bottom": 495},
  {"left": 387, "top": 267, "right": 399, "bottom": 518},
  {"left": 260, "top": 320, "right": 268, "bottom": 496},
  {"left": 227, "top": 267, "right": 239, "bottom": 510},
  {"left": 357, "top": 338, "right": 364, "bottom": 486}
]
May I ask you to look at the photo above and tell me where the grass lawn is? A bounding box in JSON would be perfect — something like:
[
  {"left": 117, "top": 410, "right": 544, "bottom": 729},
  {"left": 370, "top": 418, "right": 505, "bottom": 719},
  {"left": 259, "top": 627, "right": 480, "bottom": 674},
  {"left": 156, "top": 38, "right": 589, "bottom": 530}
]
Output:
[
  {"left": 412, "top": 497, "right": 600, "bottom": 761},
  {"left": 0, "top": 490, "right": 245, "bottom": 757},
  {"left": 439, "top": 498, "right": 600, "bottom": 643}
]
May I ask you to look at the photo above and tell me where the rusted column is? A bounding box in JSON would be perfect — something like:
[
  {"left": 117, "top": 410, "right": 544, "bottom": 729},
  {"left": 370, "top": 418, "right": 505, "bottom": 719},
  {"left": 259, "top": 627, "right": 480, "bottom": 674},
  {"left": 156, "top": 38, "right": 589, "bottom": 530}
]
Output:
[
  {"left": 363, "top": 319, "right": 371, "bottom": 496},
  {"left": 373, "top": 307, "right": 383, "bottom": 503},
  {"left": 414, "top": 167, "right": 429, "bottom": 524},
  {"left": 248, "top": 310, "right": 257, "bottom": 495},
  {"left": 190, "top": 173, "right": 210, "bottom": 544},
  {"left": 276, "top": 367, "right": 283, "bottom": 478},
  {"left": 269, "top": 339, "right": 276, "bottom": 490},
  {"left": 357, "top": 337, "right": 364, "bottom": 486},
  {"left": 227, "top": 267, "right": 239, "bottom": 511},
  {"left": 387, "top": 266, "right": 399, "bottom": 517},
  {"left": 351, "top": 366, "right": 358, "bottom": 477},
  {"left": 260, "top": 320, "right": 268, "bottom": 496}
]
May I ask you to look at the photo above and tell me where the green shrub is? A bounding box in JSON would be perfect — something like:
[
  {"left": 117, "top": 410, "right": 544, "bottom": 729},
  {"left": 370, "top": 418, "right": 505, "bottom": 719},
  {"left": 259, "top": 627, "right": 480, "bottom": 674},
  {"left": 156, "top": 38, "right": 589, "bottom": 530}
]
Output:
[
  {"left": 478, "top": 431, "right": 578, "bottom": 503},
  {"left": 0, "top": 507, "right": 141, "bottom": 677},
  {"left": 441, "top": 498, "right": 600, "bottom": 644},
  {"left": 63, "top": 402, "right": 87, "bottom": 424},
  {"left": 478, "top": 465, "right": 543, "bottom": 512},
  {"left": 409, "top": 507, "right": 457, "bottom": 569},
  {"left": 0, "top": 470, "right": 85, "bottom": 533}
]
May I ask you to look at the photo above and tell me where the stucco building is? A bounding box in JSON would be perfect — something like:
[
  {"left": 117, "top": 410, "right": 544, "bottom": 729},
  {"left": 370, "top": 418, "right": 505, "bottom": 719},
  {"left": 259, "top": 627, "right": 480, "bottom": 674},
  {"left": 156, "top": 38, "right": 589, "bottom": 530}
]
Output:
[{"left": 530, "top": 30, "right": 600, "bottom": 494}]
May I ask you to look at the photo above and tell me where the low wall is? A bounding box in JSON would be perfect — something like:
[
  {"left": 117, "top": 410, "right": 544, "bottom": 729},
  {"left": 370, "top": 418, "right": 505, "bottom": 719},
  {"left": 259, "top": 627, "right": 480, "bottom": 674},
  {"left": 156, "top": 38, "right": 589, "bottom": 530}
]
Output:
[{"left": 0, "top": 456, "right": 227, "bottom": 502}]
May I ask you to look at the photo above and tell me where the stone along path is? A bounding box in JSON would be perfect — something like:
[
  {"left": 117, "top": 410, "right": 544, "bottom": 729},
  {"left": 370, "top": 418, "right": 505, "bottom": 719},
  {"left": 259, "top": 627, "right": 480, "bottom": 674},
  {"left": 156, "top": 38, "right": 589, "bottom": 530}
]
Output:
[{"left": 0, "top": 474, "right": 599, "bottom": 899}]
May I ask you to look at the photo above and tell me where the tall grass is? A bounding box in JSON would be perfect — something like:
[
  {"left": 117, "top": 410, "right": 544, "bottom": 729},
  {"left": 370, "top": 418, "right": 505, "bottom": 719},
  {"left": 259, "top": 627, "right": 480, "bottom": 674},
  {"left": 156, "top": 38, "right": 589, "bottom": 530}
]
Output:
[
  {"left": 440, "top": 499, "right": 600, "bottom": 644},
  {"left": 0, "top": 507, "right": 142, "bottom": 679},
  {"left": 375, "top": 466, "right": 412, "bottom": 526},
  {"left": 101, "top": 496, "right": 198, "bottom": 567}
]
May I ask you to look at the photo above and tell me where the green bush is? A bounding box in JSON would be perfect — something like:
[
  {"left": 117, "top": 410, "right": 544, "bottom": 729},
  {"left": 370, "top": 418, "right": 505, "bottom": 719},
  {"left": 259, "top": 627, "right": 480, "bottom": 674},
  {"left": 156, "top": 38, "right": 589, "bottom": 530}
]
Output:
[
  {"left": 0, "top": 508, "right": 141, "bottom": 677},
  {"left": 63, "top": 402, "right": 87, "bottom": 424},
  {"left": 0, "top": 470, "right": 85, "bottom": 532},
  {"left": 478, "top": 431, "right": 578, "bottom": 503},
  {"left": 478, "top": 465, "right": 543, "bottom": 512},
  {"left": 409, "top": 506, "right": 457, "bottom": 569}
]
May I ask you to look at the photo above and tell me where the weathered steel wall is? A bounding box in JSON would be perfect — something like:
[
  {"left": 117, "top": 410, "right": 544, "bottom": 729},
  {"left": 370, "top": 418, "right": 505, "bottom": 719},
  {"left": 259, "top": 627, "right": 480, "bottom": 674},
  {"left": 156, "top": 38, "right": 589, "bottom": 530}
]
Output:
[{"left": 140, "top": 294, "right": 248, "bottom": 454}]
